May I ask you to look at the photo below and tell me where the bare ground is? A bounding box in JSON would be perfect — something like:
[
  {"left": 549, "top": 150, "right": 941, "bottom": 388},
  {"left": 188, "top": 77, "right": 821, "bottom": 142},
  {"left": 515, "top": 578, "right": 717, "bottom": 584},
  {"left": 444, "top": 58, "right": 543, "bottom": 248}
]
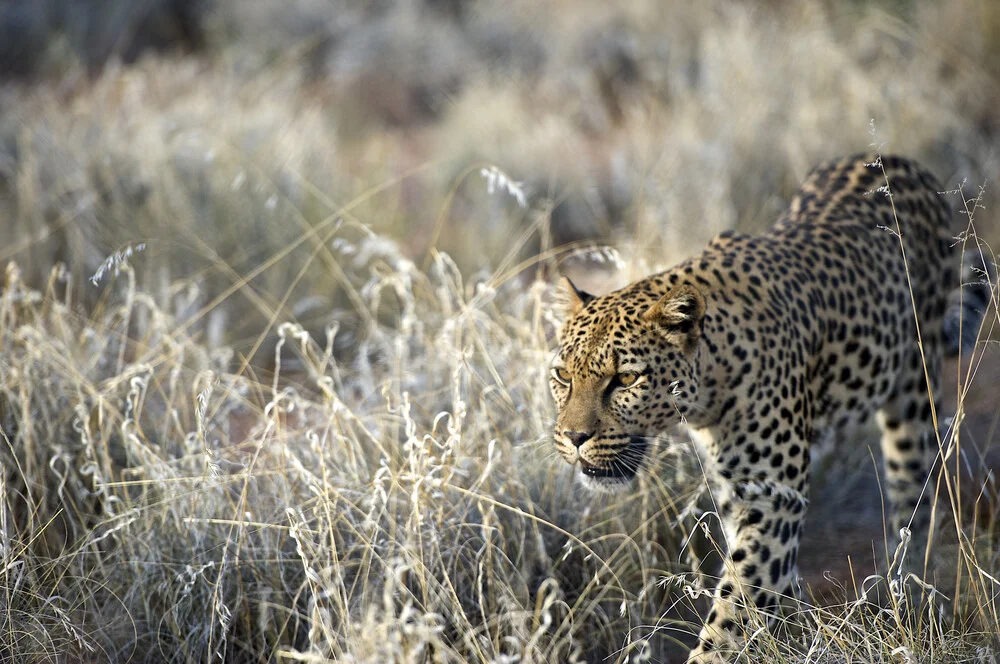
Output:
[{"left": 799, "top": 343, "right": 1000, "bottom": 603}]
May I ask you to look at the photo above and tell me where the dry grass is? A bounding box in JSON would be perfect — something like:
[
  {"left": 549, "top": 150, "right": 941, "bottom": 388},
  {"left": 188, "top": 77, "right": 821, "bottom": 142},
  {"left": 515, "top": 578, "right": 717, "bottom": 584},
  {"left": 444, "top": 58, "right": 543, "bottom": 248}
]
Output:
[
  {"left": 1, "top": 204, "right": 998, "bottom": 663},
  {"left": 1, "top": 0, "right": 1000, "bottom": 662}
]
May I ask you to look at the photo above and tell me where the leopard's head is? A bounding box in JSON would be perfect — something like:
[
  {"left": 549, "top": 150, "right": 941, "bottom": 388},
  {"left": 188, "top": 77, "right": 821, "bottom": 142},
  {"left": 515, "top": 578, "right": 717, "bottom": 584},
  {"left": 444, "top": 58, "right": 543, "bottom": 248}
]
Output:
[{"left": 550, "top": 278, "right": 705, "bottom": 492}]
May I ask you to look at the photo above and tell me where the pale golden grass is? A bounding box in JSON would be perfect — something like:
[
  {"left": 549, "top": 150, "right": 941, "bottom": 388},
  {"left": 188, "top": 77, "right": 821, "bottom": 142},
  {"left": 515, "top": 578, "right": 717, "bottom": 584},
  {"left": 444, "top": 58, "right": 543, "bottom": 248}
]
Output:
[{"left": 1, "top": 217, "right": 997, "bottom": 662}]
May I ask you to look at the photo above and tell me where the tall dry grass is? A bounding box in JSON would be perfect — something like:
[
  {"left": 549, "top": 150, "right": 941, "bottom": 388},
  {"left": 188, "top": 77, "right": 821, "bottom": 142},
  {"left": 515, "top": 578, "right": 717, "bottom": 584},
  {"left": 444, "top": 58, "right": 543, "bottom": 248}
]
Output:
[
  {"left": 0, "top": 226, "right": 701, "bottom": 661},
  {"left": 2, "top": 208, "right": 998, "bottom": 662}
]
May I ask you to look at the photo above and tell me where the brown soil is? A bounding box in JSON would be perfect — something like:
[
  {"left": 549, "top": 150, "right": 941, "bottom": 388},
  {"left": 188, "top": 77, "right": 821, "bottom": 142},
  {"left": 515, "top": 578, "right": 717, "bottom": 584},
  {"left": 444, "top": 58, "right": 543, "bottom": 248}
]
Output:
[{"left": 798, "top": 344, "right": 1000, "bottom": 602}]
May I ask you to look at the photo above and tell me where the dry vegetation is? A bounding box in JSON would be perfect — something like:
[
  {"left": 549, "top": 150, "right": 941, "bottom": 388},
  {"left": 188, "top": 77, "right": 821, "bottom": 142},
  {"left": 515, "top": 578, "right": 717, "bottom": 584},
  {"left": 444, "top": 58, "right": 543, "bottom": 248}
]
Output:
[{"left": 1, "top": 0, "right": 999, "bottom": 662}]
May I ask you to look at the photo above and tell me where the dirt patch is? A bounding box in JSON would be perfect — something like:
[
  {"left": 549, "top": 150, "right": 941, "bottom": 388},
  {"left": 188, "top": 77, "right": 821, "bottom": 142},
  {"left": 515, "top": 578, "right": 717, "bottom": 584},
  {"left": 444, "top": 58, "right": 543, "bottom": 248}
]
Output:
[{"left": 798, "top": 344, "right": 1000, "bottom": 602}]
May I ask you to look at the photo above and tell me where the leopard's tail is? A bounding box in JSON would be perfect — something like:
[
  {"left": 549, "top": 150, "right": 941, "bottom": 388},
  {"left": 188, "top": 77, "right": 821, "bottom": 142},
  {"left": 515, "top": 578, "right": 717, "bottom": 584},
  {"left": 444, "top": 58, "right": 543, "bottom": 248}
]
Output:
[{"left": 944, "top": 248, "right": 997, "bottom": 356}]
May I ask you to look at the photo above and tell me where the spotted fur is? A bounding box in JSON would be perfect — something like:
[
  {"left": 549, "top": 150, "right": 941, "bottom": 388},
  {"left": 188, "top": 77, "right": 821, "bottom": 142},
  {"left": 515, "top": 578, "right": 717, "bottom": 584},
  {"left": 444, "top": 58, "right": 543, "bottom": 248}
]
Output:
[{"left": 550, "top": 154, "right": 963, "bottom": 662}]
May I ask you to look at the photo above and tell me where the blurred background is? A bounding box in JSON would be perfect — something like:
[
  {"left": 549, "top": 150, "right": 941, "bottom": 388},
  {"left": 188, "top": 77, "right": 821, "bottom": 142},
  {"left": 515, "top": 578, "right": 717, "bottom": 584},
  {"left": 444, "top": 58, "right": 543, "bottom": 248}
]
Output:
[{"left": 2, "top": 0, "right": 999, "bottom": 364}]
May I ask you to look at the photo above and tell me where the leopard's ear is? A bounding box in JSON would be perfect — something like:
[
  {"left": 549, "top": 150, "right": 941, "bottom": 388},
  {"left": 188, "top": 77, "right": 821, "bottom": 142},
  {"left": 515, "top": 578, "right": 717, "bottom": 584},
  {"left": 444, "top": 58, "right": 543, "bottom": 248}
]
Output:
[
  {"left": 642, "top": 285, "right": 706, "bottom": 353},
  {"left": 561, "top": 277, "right": 595, "bottom": 316}
]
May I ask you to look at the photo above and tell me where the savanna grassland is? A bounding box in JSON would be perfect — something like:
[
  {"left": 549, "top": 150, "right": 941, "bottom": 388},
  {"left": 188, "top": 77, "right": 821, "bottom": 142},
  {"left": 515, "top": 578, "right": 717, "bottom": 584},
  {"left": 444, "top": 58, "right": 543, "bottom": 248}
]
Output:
[{"left": 1, "top": 1, "right": 999, "bottom": 662}]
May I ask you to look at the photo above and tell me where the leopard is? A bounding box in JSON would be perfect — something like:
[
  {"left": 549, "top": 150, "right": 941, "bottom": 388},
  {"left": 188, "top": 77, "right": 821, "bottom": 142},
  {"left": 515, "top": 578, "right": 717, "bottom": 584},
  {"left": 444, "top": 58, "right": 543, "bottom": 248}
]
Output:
[{"left": 548, "top": 154, "right": 982, "bottom": 662}]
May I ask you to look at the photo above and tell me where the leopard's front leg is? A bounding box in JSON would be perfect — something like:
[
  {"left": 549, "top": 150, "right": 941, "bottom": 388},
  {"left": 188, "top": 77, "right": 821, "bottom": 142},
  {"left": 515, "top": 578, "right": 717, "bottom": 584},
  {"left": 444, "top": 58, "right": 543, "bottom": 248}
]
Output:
[{"left": 687, "top": 479, "right": 808, "bottom": 663}]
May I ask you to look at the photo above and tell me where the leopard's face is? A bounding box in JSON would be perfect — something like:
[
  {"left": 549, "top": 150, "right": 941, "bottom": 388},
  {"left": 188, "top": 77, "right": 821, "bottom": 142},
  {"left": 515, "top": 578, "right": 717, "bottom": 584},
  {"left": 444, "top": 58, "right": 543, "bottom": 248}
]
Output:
[{"left": 550, "top": 281, "right": 705, "bottom": 492}]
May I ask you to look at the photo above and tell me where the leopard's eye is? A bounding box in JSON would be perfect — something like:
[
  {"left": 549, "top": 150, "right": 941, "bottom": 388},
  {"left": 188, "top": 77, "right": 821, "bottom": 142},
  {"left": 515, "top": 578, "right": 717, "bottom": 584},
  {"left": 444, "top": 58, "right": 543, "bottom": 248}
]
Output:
[
  {"left": 615, "top": 372, "right": 640, "bottom": 388},
  {"left": 552, "top": 367, "right": 571, "bottom": 384}
]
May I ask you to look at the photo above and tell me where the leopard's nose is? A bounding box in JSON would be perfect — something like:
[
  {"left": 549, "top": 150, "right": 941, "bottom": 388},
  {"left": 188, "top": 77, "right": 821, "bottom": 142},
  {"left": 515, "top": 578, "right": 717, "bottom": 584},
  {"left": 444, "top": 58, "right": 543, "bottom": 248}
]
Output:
[{"left": 564, "top": 430, "right": 594, "bottom": 448}]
